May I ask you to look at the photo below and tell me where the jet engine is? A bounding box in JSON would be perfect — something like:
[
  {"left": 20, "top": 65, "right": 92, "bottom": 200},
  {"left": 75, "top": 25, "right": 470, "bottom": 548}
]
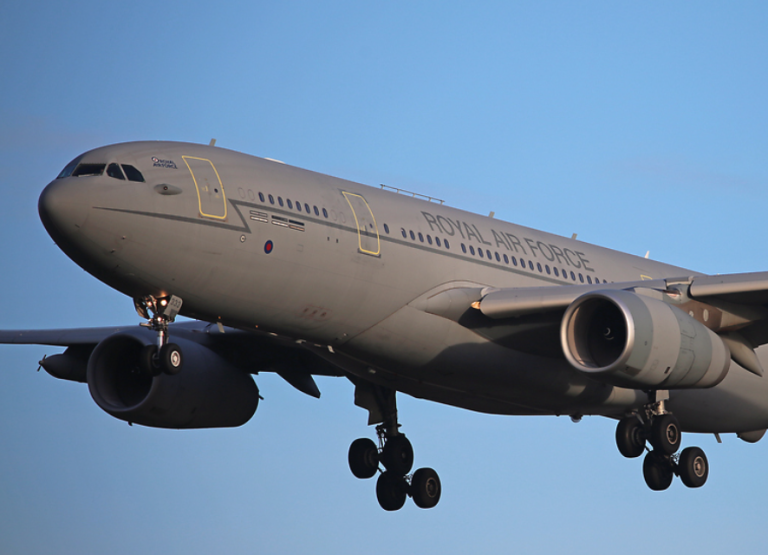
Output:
[
  {"left": 87, "top": 331, "right": 259, "bottom": 428},
  {"left": 560, "top": 289, "right": 730, "bottom": 389}
]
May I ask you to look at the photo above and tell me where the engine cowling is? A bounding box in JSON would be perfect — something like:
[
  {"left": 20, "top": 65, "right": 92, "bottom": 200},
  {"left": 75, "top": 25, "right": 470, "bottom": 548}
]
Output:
[
  {"left": 87, "top": 331, "right": 259, "bottom": 428},
  {"left": 560, "top": 289, "right": 731, "bottom": 389}
]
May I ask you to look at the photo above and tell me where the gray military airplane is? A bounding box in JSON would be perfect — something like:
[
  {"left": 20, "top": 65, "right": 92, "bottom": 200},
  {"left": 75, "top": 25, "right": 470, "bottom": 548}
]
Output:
[{"left": 3, "top": 140, "right": 768, "bottom": 510}]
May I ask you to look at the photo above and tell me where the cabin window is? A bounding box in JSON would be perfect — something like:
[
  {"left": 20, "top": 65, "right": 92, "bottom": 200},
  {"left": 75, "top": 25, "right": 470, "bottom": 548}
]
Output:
[
  {"left": 537, "top": 262, "right": 542, "bottom": 273},
  {"left": 478, "top": 249, "right": 484, "bottom": 258},
  {"left": 305, "top": 203, "right": 310, "bottom": 213},
  {"left": 278, "top": 197, "right": 284, "bottom": 207},
  {"left": 444, "top": 239, "right": 450, "bottom": 249},
  {"left": 384, "top": 224, "right": 390, "bottom": 234},
  {"left": 259, "top": 192, "right": 265, "bottom": 202},
  {"left": 571, "top": 271, "right": 576, "bottom": 281},
  {"left": 503, "top": 254, "right": 509, "bottom": 264},
  {"left": 553, "top": 267, "right": 559, "bottom": 277},
  {"left": 461, "top": 243, "right": 467, "bottom": 253},
  {"left": 512, "top": 257, "right": 517, "bottom": 266},
  {"left": 269, "top": 195, "right": 275, "bottom": 205},
  {"left": 322, "top": 208, "right": 328, "bottom": 218},
  {"left": 287, "top": 199, "right": 293, "bottom": 209},
  {"left": 579, "top": 273, "right": 584, "bottom": 283},
  {"left": 435, "top": 237, "right": 441, "bottom": 247},
  {"left": 418, "top": 233, "right": 424, "bottom": 243},
  {"left": 546, "top": 265, "right": 551, "bottom": 275},
  {"left": 495, "top": 252, "right": 500, "bottom": 262},
  {"left": 587, "top": 276, "right": 592, "bottom": 284},
  {"left": 427, "top": 235, "right": 432, "bottom": 245},
  {"left": 469, "top": 246, "right": 475, "bottom": 255},
  {"left": 401, "top": 228, "right": 407, "bottom": 238}
]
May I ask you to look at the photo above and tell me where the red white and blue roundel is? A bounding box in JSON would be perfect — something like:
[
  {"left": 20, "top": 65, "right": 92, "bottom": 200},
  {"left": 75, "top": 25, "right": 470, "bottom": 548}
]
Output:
[{"left": 264, "top": 240, "right": 274, "bottom": 254}]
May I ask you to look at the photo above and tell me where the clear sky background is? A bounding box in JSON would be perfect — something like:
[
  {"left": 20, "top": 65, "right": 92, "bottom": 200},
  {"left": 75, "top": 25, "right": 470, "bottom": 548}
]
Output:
[{"left": 1, "top": 2, "right": 768, "bottom": 554}]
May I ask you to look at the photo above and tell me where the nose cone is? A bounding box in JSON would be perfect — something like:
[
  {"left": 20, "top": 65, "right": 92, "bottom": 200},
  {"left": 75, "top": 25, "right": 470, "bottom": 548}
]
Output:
[{"left": 38, "top": 178, "right": 90, "bottom": 249}]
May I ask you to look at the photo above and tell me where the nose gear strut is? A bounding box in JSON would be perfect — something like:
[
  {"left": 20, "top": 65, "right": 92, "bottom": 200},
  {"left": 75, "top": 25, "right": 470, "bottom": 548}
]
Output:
[{"left": 134, "top": 295, "right": 184, "bottom": 376}]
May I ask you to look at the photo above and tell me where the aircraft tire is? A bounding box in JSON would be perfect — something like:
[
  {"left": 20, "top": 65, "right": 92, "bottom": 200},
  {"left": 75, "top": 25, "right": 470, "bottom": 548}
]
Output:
[
  {"left": 139, "top": 345, "right": 161, "bottom": 376},
  {"left": 348, "top": 438, "right": 379, "bottom": 479},
  {"left": 411, "top": 467, "right": 441, "bottom": 509},
  {"left": 616, "top": 416, "right": 645, "bottom": 458},
  {"left": 642, "top": 451, "right": 674, "bottom": 491},
  {"left": 381, "top": 435, "right": 414, "bottom": 476},
  {"left": 376, "top": 471, "right": 407, "bottom": 511},
  {"left": 650, "top": 413, "right": 681, "bottom": 455},
  {"left": 160, "top": 343, "right": 183, "bottom": 375},
  {"left": 678, "top": 447, "right": 708, "bottom": 488}
]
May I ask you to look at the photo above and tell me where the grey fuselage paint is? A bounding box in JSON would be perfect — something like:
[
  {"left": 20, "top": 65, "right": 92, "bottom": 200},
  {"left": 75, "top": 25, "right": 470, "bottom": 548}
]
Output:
[{"left": 37, "top": 141, "right": 768, "bottom": 433}]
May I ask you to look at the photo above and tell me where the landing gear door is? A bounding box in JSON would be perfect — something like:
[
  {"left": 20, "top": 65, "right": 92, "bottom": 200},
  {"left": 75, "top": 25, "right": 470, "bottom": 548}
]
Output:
[
  {"left": 182, "top": 156, "right": 227, "bottom": 220},
  {"left": 342, "top": 191, "right": 380, "bottom": 256}
]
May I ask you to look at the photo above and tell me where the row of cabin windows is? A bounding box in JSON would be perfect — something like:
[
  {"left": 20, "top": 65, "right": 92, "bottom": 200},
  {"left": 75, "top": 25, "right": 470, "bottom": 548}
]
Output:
[
  {"left": 253, "top": 193, "right": 605, "bottom": 284},
  {"left": 459, "top": 243, "right": 606, "bottom": 284},
  {"left": 259, "top": 192, "right": 329, "bottom": 219},
  {"left": 397, "top": 227, "right": 452, "bottom": 250}
]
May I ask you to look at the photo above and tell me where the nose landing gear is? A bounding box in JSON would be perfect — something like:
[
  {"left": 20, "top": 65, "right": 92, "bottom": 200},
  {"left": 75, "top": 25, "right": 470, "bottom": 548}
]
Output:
[
  {"left": 134, "top": 295, "right": 184, "bottom": 376},
  {"left": 347, "top": 384, "right": 441, "bottom": 511},
  {"left": 616, "top": 391, "right": 709, "bottom": 491}
]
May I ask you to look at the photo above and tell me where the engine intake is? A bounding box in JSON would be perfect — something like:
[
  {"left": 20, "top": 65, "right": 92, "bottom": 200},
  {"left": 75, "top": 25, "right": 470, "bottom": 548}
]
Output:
[
  {"left": 560, "top": 289, "right": 730, "bottom": 389},
  {"left": 87, "top": 332, "right": 259, "bottom": 428}
]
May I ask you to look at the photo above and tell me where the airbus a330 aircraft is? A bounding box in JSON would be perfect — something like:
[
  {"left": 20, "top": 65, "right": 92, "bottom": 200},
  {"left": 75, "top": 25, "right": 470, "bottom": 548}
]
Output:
[{"left": 4, "top": 140, "right": 768, "bottom": 510}]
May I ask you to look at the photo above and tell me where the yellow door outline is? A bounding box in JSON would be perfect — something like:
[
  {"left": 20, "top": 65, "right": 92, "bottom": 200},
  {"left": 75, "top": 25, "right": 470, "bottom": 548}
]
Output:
[
  {"left": 182, "top": 155, "right": 228, "bottom": 220},
  {"left": 342, "top": 191, "right": 381, "bottom": 256}
]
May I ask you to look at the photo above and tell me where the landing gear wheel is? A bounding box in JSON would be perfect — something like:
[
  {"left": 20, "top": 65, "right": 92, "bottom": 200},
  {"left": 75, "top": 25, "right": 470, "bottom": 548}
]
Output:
[
  {"left": 376, "top": 471, "right": 407, "bottom": 511},
  {"left": 616, "top": 416, "right": 645, "bottom": 458},
  {"left": 348, "top": 438, "right": 379, "bottom": 479},
  {"left": 411, "top": 467, "right": 441, "bottom": 509},
  {"left": 139, "top": 345, "right": 160, "bottom": 376},
  {"left": 381, "top": 435, "right": 414, "bottom": 476},
  {"left": 678, "top": 446, "right": 709, "bottom": 488},
  {"left": 650, "top": 413, "right": 681, "bottom": 455},
  {"left": 159, "top": 343, "right": 183, "bottom": 375},
  {"left": 643, "top": 451, "right": 674, "bottom": 491}
]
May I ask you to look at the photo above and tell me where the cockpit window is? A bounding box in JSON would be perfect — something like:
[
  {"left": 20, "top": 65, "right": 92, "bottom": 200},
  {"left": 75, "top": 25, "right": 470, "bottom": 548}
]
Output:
[
  {"left": 72, "top": 163, "right": 106, "bottom": 177},
  {"left": 107, "top": 163, "right": 125, "bottom": 180},
  {"left": 57, "top": 155, "right": 84, "bottom": 178},
  {"left": 121, "top": 164, "right": 145, "bottom": 182}
]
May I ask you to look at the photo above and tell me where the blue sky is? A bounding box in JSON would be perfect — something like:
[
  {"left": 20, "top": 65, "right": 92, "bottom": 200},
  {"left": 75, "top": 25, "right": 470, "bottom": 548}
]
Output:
[{"left": 1, "top": 2, "right": 768, "bottom": 553}]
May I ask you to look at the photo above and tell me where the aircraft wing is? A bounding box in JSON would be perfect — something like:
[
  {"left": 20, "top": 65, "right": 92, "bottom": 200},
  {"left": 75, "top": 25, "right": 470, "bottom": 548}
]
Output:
[
  {"left": 417, "top": 272, "right": 768, "bottom": 364},
  {"left": 0, "top": 320, "right": 343, "bottom": 398}
]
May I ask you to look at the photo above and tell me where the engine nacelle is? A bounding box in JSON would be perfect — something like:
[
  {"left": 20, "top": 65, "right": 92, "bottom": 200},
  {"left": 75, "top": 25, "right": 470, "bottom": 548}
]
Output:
[
  {"left": 560, "top": 289, "right": 731, "bottom": 389},
  {"left": 87, "top": 331, "right": 259, "bottom": 428}
]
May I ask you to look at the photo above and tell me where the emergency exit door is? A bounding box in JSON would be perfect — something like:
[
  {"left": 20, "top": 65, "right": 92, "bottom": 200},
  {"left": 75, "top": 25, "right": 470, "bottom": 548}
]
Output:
[
  {"left": 342, "top": 191, "right": 380, "bottom": 256},
  {"left": 183, "top": 156, "right": 227, "bottom": 220}
]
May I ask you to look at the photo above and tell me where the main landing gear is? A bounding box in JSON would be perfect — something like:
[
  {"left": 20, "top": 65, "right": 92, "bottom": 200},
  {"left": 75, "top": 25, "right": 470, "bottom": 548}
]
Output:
[
  {"left": 347, "top": 386, "right": 441, "bottom": 511},
  {"left": 615, "top": 391, "right": 709, "bottom": 491},
  {"left": 134, "top": 294, "right": 184, "bottom": 376}
]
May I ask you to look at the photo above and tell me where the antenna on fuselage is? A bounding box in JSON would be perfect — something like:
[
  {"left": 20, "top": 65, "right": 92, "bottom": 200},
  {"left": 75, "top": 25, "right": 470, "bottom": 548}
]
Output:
[{"left": 209, "top": 138, "right": 217, "bottom": 146}]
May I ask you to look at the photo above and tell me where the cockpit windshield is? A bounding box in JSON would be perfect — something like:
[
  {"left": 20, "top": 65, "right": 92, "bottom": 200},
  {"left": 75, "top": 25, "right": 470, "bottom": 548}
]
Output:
[
  {"left": 71, "top": 163, "right": 106, "bottom": 177},
  {"left": 57, "top": 155, "right": 84, "bottom": 178},
  {"left": 57, "top": 159, "right": 146, "bottom": 183}
]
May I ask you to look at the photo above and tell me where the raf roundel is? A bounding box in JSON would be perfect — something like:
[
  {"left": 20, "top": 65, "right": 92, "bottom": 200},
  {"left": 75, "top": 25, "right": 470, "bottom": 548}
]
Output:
[{"left": 264, "top": 240, "right": 274, "bottom": 254}]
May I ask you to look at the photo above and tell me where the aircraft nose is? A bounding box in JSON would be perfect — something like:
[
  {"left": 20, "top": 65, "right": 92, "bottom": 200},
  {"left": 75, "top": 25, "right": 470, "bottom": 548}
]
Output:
[{"left": 38, "top": 178, "right": 90, "bottom": 246}]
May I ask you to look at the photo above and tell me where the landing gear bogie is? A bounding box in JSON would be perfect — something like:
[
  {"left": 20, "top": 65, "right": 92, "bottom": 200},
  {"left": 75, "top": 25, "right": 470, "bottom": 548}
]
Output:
[
  {"left": 348, "top": 384, "right": 441, "bottom": 510},
  {"left": 617, "top": 391, "right": 710, "bottom": 492}
]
